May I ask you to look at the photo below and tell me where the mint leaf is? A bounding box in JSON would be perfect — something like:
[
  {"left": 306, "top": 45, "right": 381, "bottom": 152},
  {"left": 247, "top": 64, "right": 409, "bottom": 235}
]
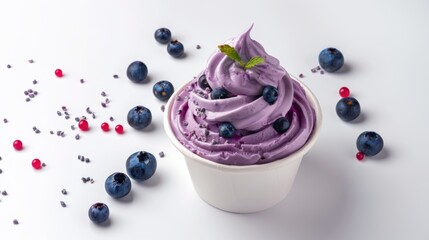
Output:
[
  {"left": 244, "top": 56, "right": 265, "bottom": 69},
  {"left": 218, "top": 44, "right": 244, "bottom": 67}
]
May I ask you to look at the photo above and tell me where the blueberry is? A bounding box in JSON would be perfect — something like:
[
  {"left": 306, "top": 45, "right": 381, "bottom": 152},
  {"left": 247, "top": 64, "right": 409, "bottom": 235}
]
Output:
[
  {"left": 105, "top": 172, "right": 132, "bottom": 198},
  {"left": 154, "top": 28, "right": 171, "bottom": 44},
  {"left": 219, "top": 122, "right": 236, "bottom": 139},
  {"left": 126, "top": 151, "right": 157, "bottom": 181},
  {"left": 318, "top": 48, "right": 344, "bottom": 72},
  {"left": 336, "top": 97, "right": 360, "bottom": 122},
  {"left": 356, "top": 131, "right": 384, "bottom": 157},
  {"left": 273, "top": 117, "right": 290, "bottom": 133},
  {"left": 211, "top": 87, "right": 228, "bottom": 99},
  {"left": 198, "top": 74, "right": 211, "bottom": 90},
  {"left": 262, "top": 85, "right": 278, "bottom": 105},
  {"left": 167, "top": 40, "right": 184, "bottom": 58},
  {"left": 153, "top": 80, "right": 174, "bottom": 101},
  {"left": 88, "top": 203, "right": 109, "bottom": 224},
  {"left": 127, "top": 61, "right": 148, "bottom": 83},
  {"left": 127, "top": 106, "right": 152, "bottom": 130}
]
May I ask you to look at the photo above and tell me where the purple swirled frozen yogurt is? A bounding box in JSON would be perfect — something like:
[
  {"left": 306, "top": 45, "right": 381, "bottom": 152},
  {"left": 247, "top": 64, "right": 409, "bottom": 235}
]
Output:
[{"left": 169, "top": 27, "right": 317, "bottom": 166}]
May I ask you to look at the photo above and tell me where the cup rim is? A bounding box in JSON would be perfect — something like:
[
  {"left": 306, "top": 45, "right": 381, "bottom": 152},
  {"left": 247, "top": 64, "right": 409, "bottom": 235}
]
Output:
[{"left": 163, "top": 74, "right": 322, "bottom": 173}]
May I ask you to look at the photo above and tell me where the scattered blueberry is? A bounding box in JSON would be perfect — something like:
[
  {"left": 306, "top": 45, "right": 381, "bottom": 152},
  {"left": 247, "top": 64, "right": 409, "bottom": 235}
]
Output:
[
  {"left": 336, "top": 97, "right": 361, "bottom": 122},
  {"left": 262, "top": 85, "right": 278, "bottom": 105},
  {"left": 167, "top": 40, "right": 184, "bottom": 58},
  {"left": 127, "top": 106, "right": 152, "bottom": 130},
  {"left": 126, "top": 151, "right": 157, "bottom": 181},
  {"left": 219, "top": 122, "right": 236, "bottom": 139},
  {"left": 356, "top": 131, "right": 384, "bottom": 157},
  {"left": 211, "top": 87, "right": 228, "bottom": 99},
  {"left": 318, "top": 48, "right": 344, "bottom": 72},
  {"left": 88, "top": 203, "right": 109, "bottom": 224},
  {"left": 153, "top": 80, "right": 174, "bottom": 101},
  {"left": 104, "top": 172, "right": 132, "bottom": 198},
  {"left": 198, "top": 74, "right": 211, "bottom": 90},
  {"left": 273, "top": 117, "right": 290, "bottom": 133},
  {"left": 154, "top": 28, "right": 172, "bottom": 44},
  {"left": 126, "top": 61, "right": 148, "bottom": 83}
]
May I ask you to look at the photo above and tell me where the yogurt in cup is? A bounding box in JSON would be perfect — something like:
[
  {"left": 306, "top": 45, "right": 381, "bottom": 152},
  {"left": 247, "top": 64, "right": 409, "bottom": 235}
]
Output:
[{"left": 163, "top": 27, "right": 322, "bottom": 213}]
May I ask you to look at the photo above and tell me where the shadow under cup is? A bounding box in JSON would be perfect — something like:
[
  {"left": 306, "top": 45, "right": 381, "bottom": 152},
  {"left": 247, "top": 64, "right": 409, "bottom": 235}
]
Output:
[{"left": 163, "top": 77, "right": 322, "bottom": 213}]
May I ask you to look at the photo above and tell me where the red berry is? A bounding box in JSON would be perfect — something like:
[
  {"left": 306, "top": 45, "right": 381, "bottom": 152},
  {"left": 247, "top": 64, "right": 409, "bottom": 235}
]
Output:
[
  {"left": 55, "top": 69, "right": 63, "bottom": 77},
  {"left": 339, "top": 87, "right": 350, "bottom": 98},
  {"left": 356, "top": 151, "right": 365, "bottom": 161},
  {"left": 13, "top": 140, "right": 23, "bottom": 150},
  {"left": 32, "top": 159, "right": 42, "bottom": 170},
  {"left": 78, "top": 119, "right": 89, "bottom": 131},
  {"left": 101, "top": 122, "right": 110, "bottom": 132},
  {"left": 115, "top": 124, "right": 124, "bottom": 134}
]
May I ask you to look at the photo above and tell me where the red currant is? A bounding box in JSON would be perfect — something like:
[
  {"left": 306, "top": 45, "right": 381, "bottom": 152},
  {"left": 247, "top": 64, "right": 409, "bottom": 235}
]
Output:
[
  {"left": 78, "top": 119, "right": 89, "bottom": 131},
  {"left": 32, "top": 159, "right": 42, "bottom": 170},
  {"left": 101, "top": 122, "right": 110, "bottom": 132},
  {"left": 55, "top": 69, "right": 63, "bottom": 77},
  {"left": 356, "top": 151, "right": 365, "bottom": 161},
  {"left": 339, "top": 87, "right": 350, "bottom": 98},
  {"left": 13, "top": 140, "right": 23, "bottom": 150},
  {"left": 115, "top": 124, "right": 124, "bottom": 134}
]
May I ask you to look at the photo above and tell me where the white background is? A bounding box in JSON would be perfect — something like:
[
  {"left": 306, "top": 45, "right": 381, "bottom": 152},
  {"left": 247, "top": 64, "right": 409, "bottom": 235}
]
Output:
[{"left": 0, "top": 0, "right": 428, "bottom": 239}]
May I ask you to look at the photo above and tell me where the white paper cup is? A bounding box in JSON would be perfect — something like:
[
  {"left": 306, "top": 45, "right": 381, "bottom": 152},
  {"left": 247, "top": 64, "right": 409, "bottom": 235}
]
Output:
[{"left": 164, "top": 77, "right": 322, "bottom": 213}]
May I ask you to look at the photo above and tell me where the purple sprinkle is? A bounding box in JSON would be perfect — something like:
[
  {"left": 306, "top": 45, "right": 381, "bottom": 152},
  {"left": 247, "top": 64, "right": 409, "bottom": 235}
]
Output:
[
  {"left": 176, "top": 96, "right": 181, "bottom": 101},
  {"left": 50, "top": 130, "right": 54, "bottom": 134},
  {"left": 62, "top": 106, "right": 67, "bottom": 111},
  {"left": 61, "top": 189, "right": 67, "bottom": 195},
  {"left": 13, "top": 219, "right": 19, "bottom": 225},
  {"left": 28, "top": 89, "right": 33, "bottom": 93},
  {"left": 81, "top": 177, "right": 87, "bottom": 183},
  {"left": 159, "top": 151, "right": 165, "bottom": 158},
  {"left": 299, "top": 73, "right": 304, "bottom": 78},
  {"left": 3, "top": 118, "right": 8, "bottom": 123},
  {"left": 80, "top": 79, "right": 84, "bottom": 83},
  {"left": 57, "top": 111, "right": 62, "bottom": 116},
  {"left": 29, "top": 59, "right": 34, "bottom": 63},
  {"left": 24, "top": 91, "right": 29, "bottom": 95},
  {"left": 71, "top": 125, "right": 75, "bottom": 130},
  {"left": 101, "top": 91, "right": 107, "bottom": 97},
  {"left": 196, "top": 44, "right": 201, "bottom": 49},
  {"left": 75, "top": 117, "right": 80, "bottom": 122},
  {"left": 75, "top": 134, "right": 80, "bottom": 140},
  {"left": 86, "top": 107, "right": 92, "bottom": 114},
  {"left": 316, "top": 66, "right": 321, "bottom": 70},
  {"left": 61, "top": 132, "right": 65, "bottom": 137},
  {"left": 161, "top": 105, "right": 165, "bottom": 112},
  {"left": 81, "top": 116, "right": 87, "bottom": 120},
  {"left": 0, "top": 168, "right": 3, "bottom": 174},
  {"left": 177, "top": 110, "right": 182, "bottom": 115},
  {"left": 320, "top": 70, "right": 325, "bottom": 74},
  {"left": 33, "top": 91, "right": 38, "bottom": 95},
  {"left": 32, "top": 79, "right": 37, "bottom": 84},
  {"left": 92, "top": 113, "right": 96, "bottom": 119},
  {"left": 25, "top": 98, "right": 30, "bottom": 102},
  {"left": 7, "top": 64, "right": 11, "bottom": 68},
  {"left": 42, "top": 163, "right": 46, "bottom": 167},
  {"left": 105, "top": 98, "right": 110, "bottom": 103},
  {"left": 113, "top": 74, "right": 119, "bottom": 79},
  {"left": 85, "top": 158, "right": 90, "bottom": 163},
  {"left": 29, "top": 94, "right": 35, "bottom": 98},
  {"left": 64, "top": 111, "right": 69, "bottom": 116},
  {"left": 65, "top": 115, "right": 70, "bottom": 120},
  {"left": 311, "top": 68, "right": 317, "bottom": 73},
  {"left": 35, "top": 129, "right": 41, "bottom": 134},
  {"left": 60, "top": 201, "right": 66, "bottom": 208},
  {"left": 101, "top": 102, "right": 107, "bottom": 108},
  {"left": 90, "top": 179, "right": 94, "bottom": 184},
  {"left": 2, "top": 190, "right": 7, "bottom": 196},
  {"left": 109, "top": 116, "right": 114, "bottom": 121}
]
